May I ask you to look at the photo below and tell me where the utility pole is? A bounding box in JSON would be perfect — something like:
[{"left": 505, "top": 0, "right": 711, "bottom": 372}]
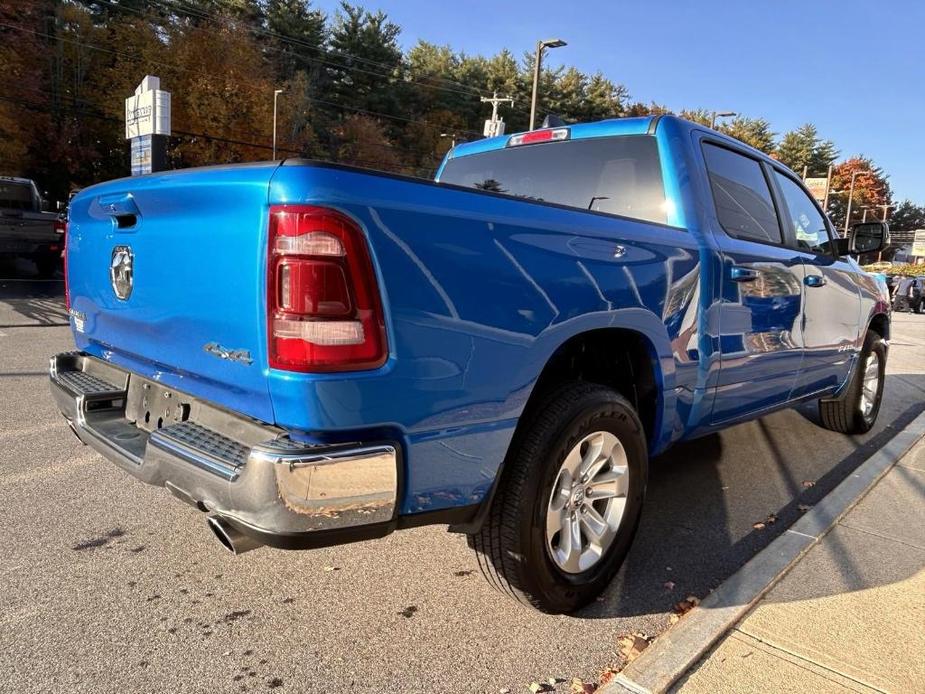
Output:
[
  {"left": 481, "top": 92, "right": 514, "bottom": 138},
  {"left": 272, "top": 88, "right": 284, "bottom": 160},
  {"left": 822, "top": 164, "right": 833, "bottom": 213},
  {"left": 843, "top": 169, "right": 870, "bottom": 237},
  {"left": 529, "top": 38, "right": 567, "bottom": 130}
]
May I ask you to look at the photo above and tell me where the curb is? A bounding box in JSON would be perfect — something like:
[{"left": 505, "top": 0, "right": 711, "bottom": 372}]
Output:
[{"left": 601, "top": 409, "right": 925, "bottom": 694}]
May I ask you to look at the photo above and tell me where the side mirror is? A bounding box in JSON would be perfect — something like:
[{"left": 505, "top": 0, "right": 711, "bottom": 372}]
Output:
[{"left": 849, "top": 221, "right": 889, "bottom": 255}]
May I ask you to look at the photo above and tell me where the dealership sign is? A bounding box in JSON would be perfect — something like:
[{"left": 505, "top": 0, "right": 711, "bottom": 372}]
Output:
[
  {"left": 912, "top": 229, "right": 925, "bottom": 257},
  {"left": 125, "top": 75, "right": 171, "bottom": 139},
  {"left": 125, "top": 76, "right": 170, "bottom": 176}
]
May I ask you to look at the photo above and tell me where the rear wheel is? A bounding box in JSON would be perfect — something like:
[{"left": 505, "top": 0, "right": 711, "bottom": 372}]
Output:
[
  {"left": 34, "top": 254, "right": 59, "bottom": 278},
  {"left": 467, "top": 382, "right": 648, "bottom": 614},
  {"left": 819, "top": 331, "right": 886, "bottom": 434}
]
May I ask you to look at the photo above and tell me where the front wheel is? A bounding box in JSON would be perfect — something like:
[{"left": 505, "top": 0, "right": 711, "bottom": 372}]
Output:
[
  {"left": 467, "top": 382, "right": 648, "bottom": 614},
  {"left": 819, "top": 331, "right": 886, "bottom": 435}
]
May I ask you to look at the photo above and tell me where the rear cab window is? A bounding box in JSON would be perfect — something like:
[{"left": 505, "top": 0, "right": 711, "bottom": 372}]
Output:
[
  {"left": 0, "top": 181, "right": 36, "bottom": 211},
  {"left": 702, "top": 143, "right": 782, "bottom": 244},
  {"left": 438, "top": 135, "right": 669, "bottom": 225}
]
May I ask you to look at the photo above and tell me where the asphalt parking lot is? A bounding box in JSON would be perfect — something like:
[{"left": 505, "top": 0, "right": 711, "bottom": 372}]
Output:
[{"left": 2, "top": 257, "right": 924, "bottom": 694}]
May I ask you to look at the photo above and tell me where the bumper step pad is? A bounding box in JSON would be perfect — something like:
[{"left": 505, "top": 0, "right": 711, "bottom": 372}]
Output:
[
  {"left": 149, "top": 421, "right": 250, "bottom": 481},
  {"left": 55, "top": 370, "right": 122, "bottom": 396}
]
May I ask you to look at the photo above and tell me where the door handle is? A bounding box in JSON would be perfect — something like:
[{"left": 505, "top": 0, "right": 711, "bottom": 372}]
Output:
[
  {"left": 804, "top": 275, "right": 827, "bottom": 288},
  {"left": 730, "top": 266, "right": 759, "bottom": 282}
]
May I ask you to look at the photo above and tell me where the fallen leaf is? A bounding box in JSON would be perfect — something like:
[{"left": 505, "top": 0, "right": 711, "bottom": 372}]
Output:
[
  {"left": 528, "top": 682, "right": 542, "bottom": 693},
  {"left": 598, "top": 669, "right": 618, "bottom": 686},
  {"left": 570, "top": 677, "right": 597, "bottom": 693},
  {"left": 663, "top": 580, "right": 676, "bottom": 592},
  {"left": 752, "top": 513, "right": 778, "bottom": 530},
  {"left": 322, "top": 566, "right": 340, "bottom": 572},
  {"left": 618, "top": 632, "right": 652, "bottom": 663},
  {"left": 797, "top": 504, "right": 812, "bottom": 512},
  {"left": 499, "top": 689, "right": 510, "bottom": 694},
  {"left": 668, "top": 613, "right": 681, "bottom": 625},
  {"left": 801, "top": 480, "right": 815, "bottom": 488},
  {"left": 673, "top": 595, "right": 700, "bottom": 617}
]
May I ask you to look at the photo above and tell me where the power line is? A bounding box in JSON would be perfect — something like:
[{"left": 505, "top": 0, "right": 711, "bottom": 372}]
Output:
[
  {"left": 0, "top": 20, "right": 483, "bottom": 137},
  {"left": 0, "top": 93, "right": 435, "bottom": 177},
  {"left": 97, "top": 0, "right": 488, "bottom": 102}
]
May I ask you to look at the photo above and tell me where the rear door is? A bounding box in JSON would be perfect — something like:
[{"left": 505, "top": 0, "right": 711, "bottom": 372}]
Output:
[
  {"left": 769, "top": 168, "right": 861, "bottom": 397},
  {"left": 699, "top": 140, "right": 806, "bottom": 423}
]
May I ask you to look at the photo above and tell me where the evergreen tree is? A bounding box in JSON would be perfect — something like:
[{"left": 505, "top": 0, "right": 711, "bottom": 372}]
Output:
[{"left": 720, "top": 116, "right": 776, "bottom": 154}]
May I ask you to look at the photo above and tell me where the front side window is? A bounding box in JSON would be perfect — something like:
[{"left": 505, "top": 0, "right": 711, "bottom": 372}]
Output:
[
  {"left": 438, "top": 135, "right": 669, "bottom": 225},
  {"left": 773, "top": 171, "right": 833, "bottom": 255},
  {"left": 702, "top": 143, "right": 782, "bottom": 244}
]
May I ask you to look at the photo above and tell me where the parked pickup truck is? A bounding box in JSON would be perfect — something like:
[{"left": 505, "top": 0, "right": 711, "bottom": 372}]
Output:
[
  {"left": 50, "top": 116, "right": 890, "bottom": 613},
  {"left": 0, "top": 176, "right": 64, "bottom": 276}
]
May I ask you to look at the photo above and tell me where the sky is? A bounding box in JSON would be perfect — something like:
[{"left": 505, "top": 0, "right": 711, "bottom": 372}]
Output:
[{"left": 313, "top": 0, "right": 925, "bottom": 203}]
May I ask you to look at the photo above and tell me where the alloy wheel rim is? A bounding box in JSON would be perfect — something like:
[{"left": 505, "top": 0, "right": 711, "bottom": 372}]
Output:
[
  {"left": 860, "top": 352, "right": 880, "bottom": 418},
  {"left": 545, "top": 431, "right": 629, "bottom": 574}
]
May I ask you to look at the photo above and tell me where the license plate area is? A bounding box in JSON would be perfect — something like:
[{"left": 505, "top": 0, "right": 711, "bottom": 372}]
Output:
[{"left": 126, "top": 376, "right": 192, "bottom": 432}]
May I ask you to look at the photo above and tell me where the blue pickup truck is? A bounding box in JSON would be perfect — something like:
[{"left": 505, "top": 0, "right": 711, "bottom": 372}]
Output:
[{"left": 50, "top": 115, "right": 890, "bottom": 613}]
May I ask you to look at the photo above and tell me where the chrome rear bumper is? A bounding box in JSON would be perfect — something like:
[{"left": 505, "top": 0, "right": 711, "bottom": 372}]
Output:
[{"left": 49, "top": 352, "right": 399, "bottom": 547}]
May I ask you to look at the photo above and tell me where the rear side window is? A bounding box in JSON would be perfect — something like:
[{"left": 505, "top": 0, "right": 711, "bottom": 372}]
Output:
[
  {"left": 0, "top": 182, "right": 35, "bottom": 211},
  {"left": 439, "top": 135, "right": 668, "bottom": 224},
  {"left": 703, "top": 143, "right": 782, "bottom": 244},
  {"left": 772, "top": 171, "right": 833, "bottom": 255}
]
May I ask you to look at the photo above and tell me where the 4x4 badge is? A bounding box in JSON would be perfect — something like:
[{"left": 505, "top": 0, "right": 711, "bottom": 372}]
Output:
[
  {"left": 204, "top": 342, "right": 253, "bottom": 365},
  {"left": 110, "top": 245, "right": 134, "bottom": 300}
]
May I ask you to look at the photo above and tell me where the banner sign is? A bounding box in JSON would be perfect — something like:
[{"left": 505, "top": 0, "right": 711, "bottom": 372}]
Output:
[
  {"left": 804, "top": 177, "right": 828, "bottom": 203},
  {"left": 912, "top": 230, "right": 925, "bottom": 257}
]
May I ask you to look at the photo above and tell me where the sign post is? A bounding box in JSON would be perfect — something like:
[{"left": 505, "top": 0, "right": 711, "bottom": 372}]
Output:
[{"left": 125, "top": 76, "right": 171, "bottom": 176}]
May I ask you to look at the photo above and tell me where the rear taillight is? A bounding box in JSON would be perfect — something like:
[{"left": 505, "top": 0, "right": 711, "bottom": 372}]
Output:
[
  {"left": 62, "top": 221, "right": 69, "bottom": 311},
  {"left": 267, "top": 205, "right": 387, "bottom": 372}
]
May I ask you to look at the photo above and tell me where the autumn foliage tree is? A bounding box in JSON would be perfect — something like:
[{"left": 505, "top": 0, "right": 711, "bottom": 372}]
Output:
[{"left": 0, "top": 0, "right": 918, "bottom": 224}]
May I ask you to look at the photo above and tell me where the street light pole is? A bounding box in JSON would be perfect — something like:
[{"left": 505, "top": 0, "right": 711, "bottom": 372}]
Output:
[
  {"left": 272, "top": 88, "right": 284, "bottom": 160},
  {"left": 529, "top": 38, "right": 566, "bottom": 130},
  {"left": 710, "top": 110, "right": 736, "bottom": 129}
]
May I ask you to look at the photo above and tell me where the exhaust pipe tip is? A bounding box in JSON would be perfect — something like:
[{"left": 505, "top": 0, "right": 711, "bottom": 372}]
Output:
[{"left": 207, "top": 515, "right": 263, "bottom": 555}]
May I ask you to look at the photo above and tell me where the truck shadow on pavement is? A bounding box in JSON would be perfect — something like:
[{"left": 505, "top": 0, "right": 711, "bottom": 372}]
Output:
[
  {"left": 0, "top": 257, "right": 68, "bottom": 328},
  {"left": 582, "top": 373, "right": 925, "bottom": 619}
]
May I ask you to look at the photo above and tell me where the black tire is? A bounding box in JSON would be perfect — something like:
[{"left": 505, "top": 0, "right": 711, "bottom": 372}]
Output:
[
  {"left": 467, "top": 382, "right": 648, "bottom": 614},
  {"left": 819, "top": 331, "right": 886, "bottom": 434},
  {"left": 34, "top": 254, "right": 59, "bottom": 278}
]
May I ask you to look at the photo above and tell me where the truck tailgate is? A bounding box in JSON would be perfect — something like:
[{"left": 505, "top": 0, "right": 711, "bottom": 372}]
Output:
[{"left": 66, "top": 162, "right": 280, "bottom": 422}]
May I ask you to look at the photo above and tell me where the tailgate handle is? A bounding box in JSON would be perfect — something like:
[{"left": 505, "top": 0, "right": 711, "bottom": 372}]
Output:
[{"left": 97, "top": 193, "right": 140, "bottom": 229}]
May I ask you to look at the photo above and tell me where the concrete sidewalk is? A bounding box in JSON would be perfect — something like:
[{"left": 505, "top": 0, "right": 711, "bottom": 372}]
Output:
[{"left": 674, "top": 438, "right": 925, "bottom": 694}]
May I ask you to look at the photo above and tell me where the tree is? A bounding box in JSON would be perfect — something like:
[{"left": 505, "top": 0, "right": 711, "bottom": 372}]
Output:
[
  {"left": 678, "top": 108, "right": 712, "bottom": 126},
  {"left": 265, "top": 0, "right": 327, "bottom": 82},
  {"left": 827, "top": 157, "right": 891, "bottom": 231},
  {"left": 888, "top": 200, "right": 925, "bottom": 231},
  {"left": 326, "top": 2, "right": 404, "bottom": 124},
  {"left": 720, "top": 116, "right": 775, "bottom": 154},
  {"left": 775, "top": 123, "right": 838, "bottom": 176},
  {"left": 334, "top": 114, "right": 400, "bottom": 171}
]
